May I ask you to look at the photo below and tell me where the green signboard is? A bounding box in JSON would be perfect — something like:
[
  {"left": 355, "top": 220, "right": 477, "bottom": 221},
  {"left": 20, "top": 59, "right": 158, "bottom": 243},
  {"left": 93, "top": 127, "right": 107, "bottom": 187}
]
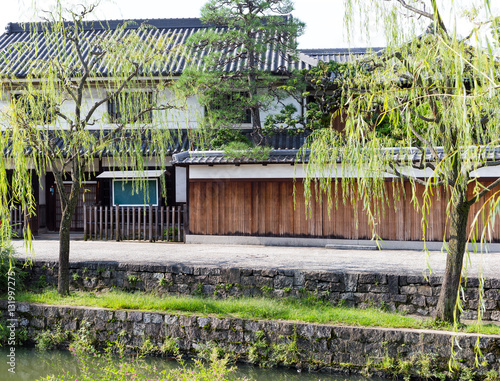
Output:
[{"left": 113, "top": 179, "right": 158, "bottom": 206}]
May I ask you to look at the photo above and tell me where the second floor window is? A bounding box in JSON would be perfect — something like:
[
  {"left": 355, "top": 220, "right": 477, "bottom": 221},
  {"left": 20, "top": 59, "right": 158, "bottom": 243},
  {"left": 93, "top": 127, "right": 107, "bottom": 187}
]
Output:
[
  {"left": 207, "top": 92, "right": 252, "bottom": 125},
  {"left": 107, "top": 92, "right": 153, "bottom": 124}
]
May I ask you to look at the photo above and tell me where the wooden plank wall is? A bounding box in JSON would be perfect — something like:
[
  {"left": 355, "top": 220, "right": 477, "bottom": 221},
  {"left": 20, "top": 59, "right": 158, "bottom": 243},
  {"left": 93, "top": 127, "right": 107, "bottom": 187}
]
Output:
[{"left": 189, "top": 179, "right": 500, "bottom": 242}]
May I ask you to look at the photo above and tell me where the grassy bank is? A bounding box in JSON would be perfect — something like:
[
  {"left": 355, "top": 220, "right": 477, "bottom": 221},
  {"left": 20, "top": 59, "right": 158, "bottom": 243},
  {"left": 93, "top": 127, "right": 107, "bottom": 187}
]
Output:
[{"left": 10, "top": 289, "right": 500, "bottom": 335}]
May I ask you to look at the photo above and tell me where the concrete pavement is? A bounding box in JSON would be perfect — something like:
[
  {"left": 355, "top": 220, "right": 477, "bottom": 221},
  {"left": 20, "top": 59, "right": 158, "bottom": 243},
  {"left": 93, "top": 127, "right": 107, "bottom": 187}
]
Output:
[{"left": 11, "top": 238, "right": 500, "bottom": 279}]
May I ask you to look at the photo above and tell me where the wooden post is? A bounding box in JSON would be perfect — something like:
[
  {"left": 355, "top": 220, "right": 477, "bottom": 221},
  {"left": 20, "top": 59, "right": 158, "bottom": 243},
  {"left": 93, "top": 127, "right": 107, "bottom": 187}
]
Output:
[
  {"left": 94, "top": 206, "right": 97, "bottom": 241},
  {"left": 99, "top": 207, "right": 103, "bottom": 240},
  {"left": 171, "top": 206, "right": 175, "bottom": 241},
  {"left": 149, "top": 205, "right": 153, "bottom": 242},
  {"left": 177, "top": 206, "right": 181, "bottom": 242},
  {"left": 183, "top": 203, "right": 188, "bottom": 242},
  {"left": 83, "top": 205, "right": 87, "bottom": 241},
  {"left": 121, "top": 207, "right": 125, "bottom": 241},
  {"left": 116, "top": 205, "right": 120, "bottom": 242},
  {"left": 126, "top": 207, "right": 130, "bottom": 240},
  {"left": 160, "top": 206, "right": 164, "bottom": 241},
  {"left": 88, "top": 207, "right": 92, "bottom": 240},
  {"left": 104, "top": 206, "right": 108, "bottom": 240},
  {"left": 110, "top": 206, "right": 114, "bottom": 240},
  {"left": 132, "top": 207, "right": 136, "bottom": 241},
  {"left": 166, "top": 207, "right": 170, "bottom": 241}
]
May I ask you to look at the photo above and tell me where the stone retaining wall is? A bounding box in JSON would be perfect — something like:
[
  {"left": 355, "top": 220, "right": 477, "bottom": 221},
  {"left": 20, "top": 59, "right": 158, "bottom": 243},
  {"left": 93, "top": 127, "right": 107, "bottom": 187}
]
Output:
[
  {"left": 1, "top": 301, "right": 499, "bottom": 376},
  {"left": 23, "top": 261, "right": 500, "bottom": 320}
]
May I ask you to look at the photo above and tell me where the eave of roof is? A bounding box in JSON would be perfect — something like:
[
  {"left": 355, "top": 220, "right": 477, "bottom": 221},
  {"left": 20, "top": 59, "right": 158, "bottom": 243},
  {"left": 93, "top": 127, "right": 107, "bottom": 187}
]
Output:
[
  {"left": 172, "top": 146, "right": 500, "bottom": 166},
  {"left": 172, "top": 149, "right": 309, "bottom": 166},
  {"left": 0, "top": 17, "right": 316, "bottom": 78},
  {"left": 299, "top": 47, "right": 384, "bottom": 63}
]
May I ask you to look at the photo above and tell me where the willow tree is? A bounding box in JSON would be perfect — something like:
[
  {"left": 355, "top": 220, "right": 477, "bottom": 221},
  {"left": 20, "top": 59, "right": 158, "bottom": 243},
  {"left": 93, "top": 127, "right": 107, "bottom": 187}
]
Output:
[
  {"left": 179, "top": 0, "right": 304, "bottom": 146},
  {"left": 0, "top": 3, "right": 182, "bottom": 295},
  {"left": 304, "top": 0, "right": 500, "bottom": 323}
]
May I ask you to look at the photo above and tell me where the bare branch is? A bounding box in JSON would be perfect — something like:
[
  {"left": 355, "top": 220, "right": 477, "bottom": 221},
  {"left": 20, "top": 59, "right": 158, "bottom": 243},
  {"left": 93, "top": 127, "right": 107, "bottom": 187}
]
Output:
[
  {"left": 83, "top": 62, "right": 140, "bottom": 127},
  {"left": 394, "top": 0, "right": 434, "bottom": 19}
]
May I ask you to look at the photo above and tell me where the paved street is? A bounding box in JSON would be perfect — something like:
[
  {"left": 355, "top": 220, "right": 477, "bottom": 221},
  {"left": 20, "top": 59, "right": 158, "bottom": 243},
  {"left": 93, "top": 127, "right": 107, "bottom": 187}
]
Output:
[{"left": 11, "top": 238, "right": 500, "bottom": 278}]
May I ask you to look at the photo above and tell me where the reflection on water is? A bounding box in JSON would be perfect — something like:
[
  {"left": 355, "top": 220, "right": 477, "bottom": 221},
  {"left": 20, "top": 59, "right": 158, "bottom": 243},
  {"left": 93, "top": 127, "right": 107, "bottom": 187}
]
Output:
[{"left": 0, "top": 348, "right": 374, "bottom": 381}]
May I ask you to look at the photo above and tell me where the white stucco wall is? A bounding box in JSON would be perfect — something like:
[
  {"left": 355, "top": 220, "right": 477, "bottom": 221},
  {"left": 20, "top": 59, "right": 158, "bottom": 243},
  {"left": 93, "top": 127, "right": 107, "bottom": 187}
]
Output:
[
  {"left": 188, "top": 163, "right": 500, "bottom": 180},
  {"left": 1, "top": 86, "right": 204, "bottom": 130},
  {"left": 0, "top": 86, "right": 301, "bottom": 131}
]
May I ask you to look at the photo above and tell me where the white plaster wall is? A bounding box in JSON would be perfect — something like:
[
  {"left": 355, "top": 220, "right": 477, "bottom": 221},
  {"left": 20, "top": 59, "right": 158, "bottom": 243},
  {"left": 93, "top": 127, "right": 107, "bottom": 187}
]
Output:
[
  {"left": 188, "top": 164, "right": 500, "bottom": 180},
  {"left": 259, "top": 95, "right": 303, "bottom": 128},
  {"left": 0, "top": 87, "right": 203, "bottom": 130},
  {"left": 0, "top": 85, "right": 301, "bottom": 131},
  {"left": 38, "top": 174, "right": 46, "bottom": 205},
  {"left": 175, "top": 167, "right": 187, "bottom": 203}
]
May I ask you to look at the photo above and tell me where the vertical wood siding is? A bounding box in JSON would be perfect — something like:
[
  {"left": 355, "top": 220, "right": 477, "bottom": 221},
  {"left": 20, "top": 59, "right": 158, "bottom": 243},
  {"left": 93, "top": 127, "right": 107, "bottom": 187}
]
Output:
[{"left": 189, "top": 179, "right": 500, "bottom": 242}]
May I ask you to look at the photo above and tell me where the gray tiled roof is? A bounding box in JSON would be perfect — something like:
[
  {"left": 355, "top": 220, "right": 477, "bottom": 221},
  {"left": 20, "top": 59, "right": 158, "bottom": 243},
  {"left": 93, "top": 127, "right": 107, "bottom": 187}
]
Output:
[
  {"left": 0, "top": 18, "right": 315, "bottom": 78},
  {"left": 173, "top": 146, "right": 500, "bottom": 166},
  {"left": 172, "top": 149, "right": 309, "bottom": 165},
  {"left": 300, "top": 48, "right": 384, "bottom": 64},
  {"left": 5, "top": 129, "right": 310, "bottom": 157}
]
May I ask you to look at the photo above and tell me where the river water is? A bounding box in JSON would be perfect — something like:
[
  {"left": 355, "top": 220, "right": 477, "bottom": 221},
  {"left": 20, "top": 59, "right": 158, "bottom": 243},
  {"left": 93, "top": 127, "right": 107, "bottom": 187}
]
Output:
[{"left": 0, "top": 348, "right": 376, "bottom": 381}]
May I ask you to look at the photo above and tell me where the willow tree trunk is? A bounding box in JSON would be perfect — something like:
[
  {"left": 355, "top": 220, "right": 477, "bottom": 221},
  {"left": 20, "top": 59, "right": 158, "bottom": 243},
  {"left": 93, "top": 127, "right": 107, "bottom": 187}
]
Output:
[
  {"left": 435, "top": 192, "right": 471, "bottom": 323},
  {"left": 57, "top": 182, "right": 81, "bottom": 295}
]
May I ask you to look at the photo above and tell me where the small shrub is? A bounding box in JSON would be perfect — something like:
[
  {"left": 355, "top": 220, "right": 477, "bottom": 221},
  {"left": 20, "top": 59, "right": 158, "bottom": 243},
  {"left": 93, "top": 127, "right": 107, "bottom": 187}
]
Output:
[
  {"left": 159, "top": 337, "right": 179, "bottom": 356},
  {"left": 193, "top": 282, "right": 204, "bottom": 297},
  {"left": 139, "top": 337, "right": 155, "bottom": 357},
  {"left": 35, "top": 323, "right": 67, "bottom": 350},
  {"left": 222, "top": 141, "right": 272, "bottom": 161},
  {"left": 0, "top": 243, "right": 27, "bottom": 292},
  {"left": 196, "top": 341, "right": 226, "bottom": 363},
  {"left": 270, "top": 331, "right": 299, "bottom": 366},
  {"left": 70, "top": 320, "right": 94, "bottom": 355},
  {"left": 261, "top": 285, "right": 272, "bottom": 296},
  {"left": 36, "top": 274, "right": 48, "bottom": 290},
  {"left": 164, "top": 227, "right": 179, "bottom": 242},
  {"left": 127, "top": 274, "right": 139, "bottom": 286}
]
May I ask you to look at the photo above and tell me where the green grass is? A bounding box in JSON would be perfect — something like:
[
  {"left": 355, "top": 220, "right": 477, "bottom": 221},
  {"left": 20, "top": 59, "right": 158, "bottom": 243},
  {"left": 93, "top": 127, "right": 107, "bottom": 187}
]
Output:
[{"left": 9, "top": 289, "right": 500, "bottom": 335}]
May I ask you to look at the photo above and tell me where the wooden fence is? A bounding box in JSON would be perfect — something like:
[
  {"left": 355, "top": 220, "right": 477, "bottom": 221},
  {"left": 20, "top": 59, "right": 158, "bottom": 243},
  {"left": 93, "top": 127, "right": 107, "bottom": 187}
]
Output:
[
  {"left": 83, "top": 204, "right": 187, "bottom": 242},
  {"left": 10, "top": 205, "right": 26, "bottom": 237},
  {"left": 189, "top": 179, "right": 500, "bottom": 242}
]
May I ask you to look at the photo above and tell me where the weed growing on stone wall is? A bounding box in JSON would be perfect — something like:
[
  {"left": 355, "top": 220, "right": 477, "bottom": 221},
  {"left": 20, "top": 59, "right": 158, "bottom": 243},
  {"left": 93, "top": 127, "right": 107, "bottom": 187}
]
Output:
[
  {"left": 260, "top": 286, "right": 272, "bottom": 296},
  {"left": 158, "top": 278, "right": 168, "bottom": 287},
  {"left": 72, "top": 272, "right": 81, "bottom": 282},
  {"left": 196, "top": 340, "right": 227, "bottom": 363},
  {"left": 159, "top": 336, "right": 179, "bottom": 357},
  {"left": 485, "top": 369, "right": 500, "bottom": 381},
  {"left": 35, "top": 323, "right": 68, "bottom": 350},
  {"left": 71, "top": 320, "right": 95, "bottom": 355},
  {"left": 248, "top": 330, "right": 270, "bottom": 366},
  {"left": 194, "top": 282, "right": 204, "bottom": 297},
  {"left": 0, "top": 320, "right": 28, "bottom": 346},
  {"left": 269, "top": 329, "right": 300, "bottom": 366},
  {"left": 36, "top": 274, "right": 48, "bottom": 289},
  {"left": 0, "top": 244, "right": 27, "bottom": 293},
  {"left": 105, "top": 332, "right": 126, "bottom": 357},
  {"left": 168, "top": 351, "right": 243, "bottom": 381},
  {"left": 139, "top": 337, "right": 155, "bottom": 357},
  {"left": 127, "top": 274, "right": 139, "bottom": 287}
]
